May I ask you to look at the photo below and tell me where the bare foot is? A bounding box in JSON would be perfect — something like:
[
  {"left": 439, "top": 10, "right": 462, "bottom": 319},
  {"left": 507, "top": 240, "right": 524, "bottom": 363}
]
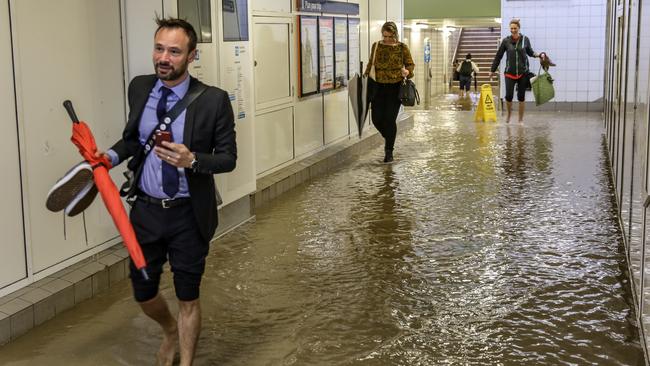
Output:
[{"left": 157, "top": 327, "right": 178, "bottom": 366}]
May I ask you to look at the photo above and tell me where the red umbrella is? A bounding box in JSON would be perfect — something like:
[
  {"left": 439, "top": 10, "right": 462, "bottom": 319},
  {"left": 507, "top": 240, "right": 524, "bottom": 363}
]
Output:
[{"left": 63, "top": 100, "right": 149, "bottom": 280}]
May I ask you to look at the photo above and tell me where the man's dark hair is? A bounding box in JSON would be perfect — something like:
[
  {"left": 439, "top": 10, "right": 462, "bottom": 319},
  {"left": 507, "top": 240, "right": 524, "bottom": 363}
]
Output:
[
  {"left": 466, "top": 53, "right": 472, "bottom": 60},
  {"left": 155, "top": 17, "right": 198, "bottom": 51}
]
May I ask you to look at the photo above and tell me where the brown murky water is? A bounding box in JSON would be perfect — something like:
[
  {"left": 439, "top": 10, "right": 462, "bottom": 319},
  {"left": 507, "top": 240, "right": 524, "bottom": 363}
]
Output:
[{"left": 0, "top": 108, "right": 644, "bottom": 365}]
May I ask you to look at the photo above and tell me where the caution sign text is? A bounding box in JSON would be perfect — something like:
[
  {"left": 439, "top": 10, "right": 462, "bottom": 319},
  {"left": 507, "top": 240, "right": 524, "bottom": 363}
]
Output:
[{"left": 474, "top": 84, "right": 497, "bottom": 122}]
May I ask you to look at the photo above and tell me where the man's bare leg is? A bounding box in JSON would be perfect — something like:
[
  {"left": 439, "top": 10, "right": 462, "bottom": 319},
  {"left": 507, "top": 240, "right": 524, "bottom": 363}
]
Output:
[
  {"left": 518, "top": 101, "right": 525, "bottom": 123},
  {"left": 178, "top": 299, "right": 201, "bottom": 366},
  {"left": 506, "top": 101, "right": 512, "bottom": 123},
  {"left": 139, "top": 294, "right": 178, "bottom": 366}
]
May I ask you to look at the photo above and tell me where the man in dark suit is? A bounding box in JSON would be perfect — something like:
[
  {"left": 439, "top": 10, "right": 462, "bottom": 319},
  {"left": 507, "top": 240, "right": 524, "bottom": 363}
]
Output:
[{"left": 102, "top": 17, "right": 236, "bottom": 366}]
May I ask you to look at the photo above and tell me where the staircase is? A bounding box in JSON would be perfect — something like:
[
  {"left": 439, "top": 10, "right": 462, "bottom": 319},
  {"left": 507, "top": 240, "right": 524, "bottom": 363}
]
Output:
[{"left": 452, "top": 27, "right": 501, "bottom": 93}]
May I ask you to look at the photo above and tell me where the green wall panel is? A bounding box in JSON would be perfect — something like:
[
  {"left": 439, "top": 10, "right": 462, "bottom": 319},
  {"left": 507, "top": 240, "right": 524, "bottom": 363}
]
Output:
[{"left": 404, "top": 0, "right": 500, "bottom": 19}]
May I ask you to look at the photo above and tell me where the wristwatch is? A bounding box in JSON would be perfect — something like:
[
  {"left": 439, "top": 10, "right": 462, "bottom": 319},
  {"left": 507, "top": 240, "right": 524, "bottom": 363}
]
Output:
[{"left": 190, "top": 154, "right": 199, "bottom": 172}]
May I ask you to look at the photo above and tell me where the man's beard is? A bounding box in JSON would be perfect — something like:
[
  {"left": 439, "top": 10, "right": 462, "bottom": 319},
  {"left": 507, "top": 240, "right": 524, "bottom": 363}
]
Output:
[{"left": 155, "top": 61, "right": 188, "bottom": 81}]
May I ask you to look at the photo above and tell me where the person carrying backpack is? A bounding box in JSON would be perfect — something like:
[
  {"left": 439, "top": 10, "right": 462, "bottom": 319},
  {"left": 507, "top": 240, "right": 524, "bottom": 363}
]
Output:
[{"left": 457, "top": 53, "right": 479, "bottom": 97}]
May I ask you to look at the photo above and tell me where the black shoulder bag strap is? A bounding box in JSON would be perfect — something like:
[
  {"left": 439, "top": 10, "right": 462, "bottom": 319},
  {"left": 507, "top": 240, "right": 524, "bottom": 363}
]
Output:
[
  {"left": 142, "top": 83, "right": 209, "bottom": 157},
  {"left": 120, "top": 83, "right": 209, "bottom": 198}
]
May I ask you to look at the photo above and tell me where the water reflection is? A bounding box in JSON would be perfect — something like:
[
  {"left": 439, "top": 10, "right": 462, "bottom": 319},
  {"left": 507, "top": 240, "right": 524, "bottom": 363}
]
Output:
[{"left": 0, "top": 111, "right": 644, "bottom": 366}]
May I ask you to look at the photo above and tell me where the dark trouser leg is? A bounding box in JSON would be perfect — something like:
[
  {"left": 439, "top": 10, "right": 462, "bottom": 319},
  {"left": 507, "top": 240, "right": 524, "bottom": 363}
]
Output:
[
  {"left": 504, "top": 78, "right": 516, "bottom": 122},
  {"left": 371, "top": 82, "right": 401, "bottom": 153},
  {"left": 129, "top": 201, "right": 178, "bottom": 366}
]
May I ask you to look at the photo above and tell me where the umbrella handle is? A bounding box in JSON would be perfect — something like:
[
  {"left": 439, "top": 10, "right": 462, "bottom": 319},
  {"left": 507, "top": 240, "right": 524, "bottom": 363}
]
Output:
[{"left": 63, "top": 100, "right": 80, "bottom": 123}]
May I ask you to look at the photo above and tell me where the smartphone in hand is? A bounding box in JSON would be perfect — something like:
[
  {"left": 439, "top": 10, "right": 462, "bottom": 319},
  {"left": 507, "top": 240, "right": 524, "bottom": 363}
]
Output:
[{"left": 154, "top": 131, "right": 171, "bottom": 147}]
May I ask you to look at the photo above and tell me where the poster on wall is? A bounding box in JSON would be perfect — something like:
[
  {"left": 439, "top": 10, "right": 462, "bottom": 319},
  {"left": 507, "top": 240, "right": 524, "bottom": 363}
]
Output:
[
  {"left": 318, "top": 16, "right": 334, "bottom": 92},
  {"left": 299, "top": 16, "right": 319, "bottom": 96},
  {"left": 334, "top": 17, "right": 348, "bottom": 88},
  {"left": 348, "top": 18, "right": 360, "bottom": 79}
]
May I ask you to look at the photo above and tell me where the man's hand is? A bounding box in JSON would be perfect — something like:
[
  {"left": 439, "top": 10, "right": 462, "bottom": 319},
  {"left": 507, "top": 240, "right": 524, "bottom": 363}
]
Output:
[
  {"left": 401, "top": 67, "right": 409, "bottom": 78},
  {"left": 489, "top": 72, "right": 494, "bottom": 81},
  {"left": 94, "top": 150, "right": 111, "bottom": 160},
  {"left": 154, "top": 141, "right": 195, "bottom": 168}
]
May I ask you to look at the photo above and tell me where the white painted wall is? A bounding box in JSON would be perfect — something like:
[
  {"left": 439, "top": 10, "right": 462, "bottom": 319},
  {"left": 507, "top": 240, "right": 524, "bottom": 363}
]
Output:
[
  {"left": 11, "top": 0, "right": 125, "bottom": 275},
  {"left": 251, "top": 0, "right": 291, "bottom": 14},
  {"left": 500, "top": 0, "right": 607, "bottom": 102},
  {"left": 124, "top": 0, "right": 162, "bottom": 81},
  {"left": 215, "top": 11, "right": 257, "bottom": 205},
  {"left": 295, "top": 96, "right": 324, "bottom": 157},
  {"left": 255, "top": 107, "right": 295, "bottom": 172},
  {"left": 0, "top": 1, "right": 27, "bottom": 289},
  {"left": 324, "top": 90, "right": 350, "bottom": 144}
]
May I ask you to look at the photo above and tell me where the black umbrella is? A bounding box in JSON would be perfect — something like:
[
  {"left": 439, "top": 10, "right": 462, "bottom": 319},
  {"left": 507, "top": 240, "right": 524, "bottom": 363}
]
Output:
[{"left": 348, "top": 73, "right": 370, "bottom": 138}]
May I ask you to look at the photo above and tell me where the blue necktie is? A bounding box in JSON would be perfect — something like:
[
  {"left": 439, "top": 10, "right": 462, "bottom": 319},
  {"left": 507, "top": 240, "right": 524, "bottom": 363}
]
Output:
[{"left": 157, "top": 87, "right": 179, "bottom": 198}]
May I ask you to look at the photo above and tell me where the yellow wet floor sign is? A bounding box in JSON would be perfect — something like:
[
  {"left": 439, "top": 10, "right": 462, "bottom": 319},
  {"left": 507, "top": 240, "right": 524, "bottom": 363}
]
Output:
[{"left": 474, "top": 84, "right": 497, "bottom": 122}]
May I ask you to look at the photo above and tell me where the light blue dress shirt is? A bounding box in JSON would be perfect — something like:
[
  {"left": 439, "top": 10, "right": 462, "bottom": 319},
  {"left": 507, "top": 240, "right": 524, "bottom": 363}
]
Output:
[{"left": 108, "top": 76, "right": 191, "bottom": 199}]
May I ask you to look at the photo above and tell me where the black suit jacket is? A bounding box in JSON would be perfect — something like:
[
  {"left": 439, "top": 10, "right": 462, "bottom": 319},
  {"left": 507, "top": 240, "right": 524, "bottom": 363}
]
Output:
[{"left": 111, "top": 74, "right": 237, "bottom": 241}]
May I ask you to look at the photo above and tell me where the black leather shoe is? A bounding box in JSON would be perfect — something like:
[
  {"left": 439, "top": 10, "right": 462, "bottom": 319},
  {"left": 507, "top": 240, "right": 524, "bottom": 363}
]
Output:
[{"left": 383, "top": 150, "right": 394, "bottom": 163}]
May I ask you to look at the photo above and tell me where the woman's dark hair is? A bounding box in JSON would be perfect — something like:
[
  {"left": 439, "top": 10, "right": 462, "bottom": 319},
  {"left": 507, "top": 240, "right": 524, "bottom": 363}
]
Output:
[
  {"left": 155, "top": 17, "right": 198, "bottom": 51},
  {"left": 466, "top": 53, "right": 472, "bottom": 60}
]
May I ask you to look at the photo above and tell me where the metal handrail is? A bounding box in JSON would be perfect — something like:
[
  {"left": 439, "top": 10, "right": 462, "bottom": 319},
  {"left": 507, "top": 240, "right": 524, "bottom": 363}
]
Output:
[
  {"left": 448, "top": 27, "right": 463, "bottom": 90},
  {"left": 452, "top": 27, "right": 463, "bottom": 67}
]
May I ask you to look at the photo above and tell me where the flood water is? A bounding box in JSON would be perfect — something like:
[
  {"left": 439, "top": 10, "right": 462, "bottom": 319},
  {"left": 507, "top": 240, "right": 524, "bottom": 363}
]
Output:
[{"left": 0, "top": 108, "right": 645, "bottom": 365}]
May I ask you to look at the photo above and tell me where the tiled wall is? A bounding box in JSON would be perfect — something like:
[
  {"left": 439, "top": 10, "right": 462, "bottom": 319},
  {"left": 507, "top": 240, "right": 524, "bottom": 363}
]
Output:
[
  {"left": 404, "top": 27, "right": 450, "bottom": 102},
  {"left": 500, "top": 0, "right": 606, "bottom": 102}
]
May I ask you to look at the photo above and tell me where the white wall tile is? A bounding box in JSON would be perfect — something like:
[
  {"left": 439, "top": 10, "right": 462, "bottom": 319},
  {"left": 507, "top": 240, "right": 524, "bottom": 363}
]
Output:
[{"left": 501, "top": 0, "right": 606, "bottom": 102}]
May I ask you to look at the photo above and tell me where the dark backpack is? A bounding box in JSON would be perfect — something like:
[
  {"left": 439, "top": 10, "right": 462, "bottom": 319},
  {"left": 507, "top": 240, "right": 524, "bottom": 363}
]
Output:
[{"left": 460, "top": 60, "right": 473, "bottom": 76}]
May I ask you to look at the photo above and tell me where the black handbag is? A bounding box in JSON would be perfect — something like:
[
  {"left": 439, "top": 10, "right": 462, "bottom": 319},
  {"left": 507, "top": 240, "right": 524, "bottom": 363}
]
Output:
[{"left": 398, "top": 78, "right": 420, "bottom": 106}]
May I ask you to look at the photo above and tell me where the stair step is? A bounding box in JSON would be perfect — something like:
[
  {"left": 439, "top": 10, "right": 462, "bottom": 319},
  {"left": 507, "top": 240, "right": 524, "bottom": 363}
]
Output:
[
  {"left": 461, "top": 39, "right": 499, "bottom": 43},
  {"left": 461, "top": 33, "right": 500, "bottom": 36},
  {"left": 460, "top": 41, "right": 499, "bottom": 45},
  {"left": 463, "top": 29, "right": 500, "bottom": 32},
  {"left": 459, "top": 43, "right": 498, "bottom": 46},
  {"left": 458, "top": 48, "right": 498, "bottom": 52},
  {"left": 461, "top": 32, "right": 500, "bottom": 35},
  {"left": 457, "top": 48, "right": 497, "bottom": 51}
]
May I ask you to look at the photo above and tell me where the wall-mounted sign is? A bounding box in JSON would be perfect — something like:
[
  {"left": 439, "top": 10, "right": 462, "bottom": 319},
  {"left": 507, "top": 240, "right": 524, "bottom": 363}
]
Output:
[
  {"left": 297, "top": 0, "right": 359, "bottom": 16},
  {"left": 299, "top": 16, "right": 319, "bottom": 96},
  {"left": 348, "top": 18, "right": 360, "bottom": 78},
  {"left": 424, "top": 40, "right": 431, "bottom": 63},
  {"left": 333, "top": 17, "right": 348, "bottom": 88},
  {"left": 318, "top": 17, "right": 335, "bottom": 91}
]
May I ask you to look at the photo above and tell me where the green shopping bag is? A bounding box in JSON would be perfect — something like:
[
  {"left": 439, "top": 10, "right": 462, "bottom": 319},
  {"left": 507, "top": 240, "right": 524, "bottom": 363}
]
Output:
[{"left": 531, "top": 67, "right": 555, "bottom": 106}]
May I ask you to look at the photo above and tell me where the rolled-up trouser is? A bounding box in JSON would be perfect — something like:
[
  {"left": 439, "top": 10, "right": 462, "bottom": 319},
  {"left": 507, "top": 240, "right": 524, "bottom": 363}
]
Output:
[
  {"left": 129, "top": 197, "right": 209, "bottom": 302},
  {"left": 371, "top": 81, "right": 402, "bottom": 151},
  {"left": 504, "top": 76, "right": 527, "bottom": 102}
]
